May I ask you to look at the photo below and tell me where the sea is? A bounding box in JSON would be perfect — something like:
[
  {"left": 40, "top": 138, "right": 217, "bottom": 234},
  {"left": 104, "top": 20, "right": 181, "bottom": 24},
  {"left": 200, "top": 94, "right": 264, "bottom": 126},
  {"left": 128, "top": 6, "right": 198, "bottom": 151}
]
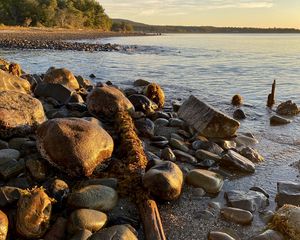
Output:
[{"left": 1, "top": 33, "right": 300, "bottom": 239}]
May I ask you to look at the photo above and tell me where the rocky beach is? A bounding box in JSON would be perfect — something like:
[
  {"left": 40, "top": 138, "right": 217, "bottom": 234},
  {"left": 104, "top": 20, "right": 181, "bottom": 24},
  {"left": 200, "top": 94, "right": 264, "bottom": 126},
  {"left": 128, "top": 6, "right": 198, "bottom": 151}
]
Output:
[{"left": 0, "top": 54, "right": 300, "bottom": 240}]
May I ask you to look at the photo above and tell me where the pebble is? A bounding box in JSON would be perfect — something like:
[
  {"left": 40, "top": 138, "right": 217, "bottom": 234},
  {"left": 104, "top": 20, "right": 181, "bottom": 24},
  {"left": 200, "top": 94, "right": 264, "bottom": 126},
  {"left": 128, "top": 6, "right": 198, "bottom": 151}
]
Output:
[
  {"left": 186, "top": 169, "right": 224, "bottom": 194},
  {"left": 252, "top": 229, "right": 284, "bottom": 240},
  {"left": 70, "top": 229, "right": 92, "bottom": 240},
  {"left": 161, "top": 147, "right": 176, "bottom": 161},
  {"left": 67, "top": 185, "right": 118, "bottom": 212},
  {"left": 195, "top": 210, "right": 214, "bottom": 220},
  {"left": 221, "top": 207, "right": 253, "bottom": 225},
  {"left": 150, "top": 140, "right": 169, "bottom": 148},
  {"left": 208, "top": 231, "right": 236, "bottom": 240},
  {"left": 249, "top": 186, "right": 269, "bottom": 198},
  {"left": 0, "top": 140, "right": 8, "bottom": 150},
  {"left": 195, "top": 149, "right": 221, "bottom": 161},
  {"left": 170, "top": 133, "right": 185, "bottom": 141},
  {"left": 221, "top": 150, "right": 255, "bottom": 173},
  {"left": 0, "top": 149, "right": 20, "bottom": 163},
  {"left": 173, "top": 150, "right": 197, "bottom": 164},
  {"left": 88, "top": 225, "right": 138, "bottom": 240},
  {"left": 276, "top": 181, "right": 300, "bottom": 207},
  {"left": 68, "top": 209, "right": 107, "bottom": 234},
  {"left": 169, "top": 118, "right": 185, "bottom": 128},
  {"left": 135, "top": 118, "right": 155, "bottom": 137},
  {"left": 169, "top": 138, "right": 189, "bottom": 152}
]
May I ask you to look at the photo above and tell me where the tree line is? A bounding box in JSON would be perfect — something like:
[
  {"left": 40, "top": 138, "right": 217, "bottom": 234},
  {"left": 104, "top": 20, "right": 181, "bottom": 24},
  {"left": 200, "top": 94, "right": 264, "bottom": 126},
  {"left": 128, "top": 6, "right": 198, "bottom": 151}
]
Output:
[{"left": 0, "top": 0, "right": 114, "bottom": 30}]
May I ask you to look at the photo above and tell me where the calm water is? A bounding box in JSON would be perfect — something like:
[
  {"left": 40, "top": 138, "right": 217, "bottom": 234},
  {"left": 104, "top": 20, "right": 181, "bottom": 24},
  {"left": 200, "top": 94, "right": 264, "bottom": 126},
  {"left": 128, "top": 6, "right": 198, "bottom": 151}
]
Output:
[{"left": 1, "top": 34, "right": 300, "bottom": 239}]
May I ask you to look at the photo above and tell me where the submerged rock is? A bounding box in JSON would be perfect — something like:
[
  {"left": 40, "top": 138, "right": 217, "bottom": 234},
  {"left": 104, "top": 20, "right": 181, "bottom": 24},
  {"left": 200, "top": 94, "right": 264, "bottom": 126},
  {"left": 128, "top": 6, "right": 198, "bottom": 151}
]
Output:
[
  {"left": 233, "top": 109, "right": 246, "bottom": 120},
  {"left": 178, "top": 95, "right": 240, "bottom": 138},
  {"left": 231, "top": 94, "right": 243, "bottom": 106},
  {"left": 88, "top": 225, "right": 137, "bottom": 240},
  {"left": 271, "top": 204, "right": 300, "bottom": 240},
  {"left": 67, "top": 185, "right": 118, "bottom": 212},
  {"left": 87, "top": 85, "right": 134, "bottom": 117},
  {"left": 276, "top": 181, "right": 300, "bottom": 207},
  {"left": 276, "top": 100, "right": 299, "bottom": 116},
  {"left": 43, "top": 67, "right": 79, "bottom": 90},
  {"left": 36, "top": 118, "right": 114, "bottom": 177},
  {"left": 143, "top": 83, "right": 165, "bottom": 108},
  {"left": 143, "top": 160, "right": 183, "bottom": 201},
  {"left": 0, "top": 91, "right": 46, "bottom": 139},
  {"left": 0, "top": 69, "right": 31, "bottom": 93},
  {"left": 270, "top": 115, "right": 292, "bottom": 125},
  {"left": 221, "top": 207, "right": 253, "bottom": 225},
  {"left": 186, "top": 169, "right": 223, "bottom": 194},
  {"left": 16, "top": 187, "right": 52, "bottom": 239}
]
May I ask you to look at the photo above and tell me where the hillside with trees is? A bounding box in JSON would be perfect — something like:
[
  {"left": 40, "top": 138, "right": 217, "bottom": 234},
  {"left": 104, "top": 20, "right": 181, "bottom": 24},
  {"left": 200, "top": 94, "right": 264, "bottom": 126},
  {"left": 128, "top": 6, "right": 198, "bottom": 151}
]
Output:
[{"left": 0, "top": 0, "right": 111, "bottom": 30}]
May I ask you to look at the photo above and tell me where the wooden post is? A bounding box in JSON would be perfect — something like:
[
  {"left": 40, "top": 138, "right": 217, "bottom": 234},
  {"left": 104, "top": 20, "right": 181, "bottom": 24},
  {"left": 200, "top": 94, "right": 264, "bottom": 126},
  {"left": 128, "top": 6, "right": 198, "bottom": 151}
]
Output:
[{"left": 267, "top": 80, "right": 276, "bottom": 108}]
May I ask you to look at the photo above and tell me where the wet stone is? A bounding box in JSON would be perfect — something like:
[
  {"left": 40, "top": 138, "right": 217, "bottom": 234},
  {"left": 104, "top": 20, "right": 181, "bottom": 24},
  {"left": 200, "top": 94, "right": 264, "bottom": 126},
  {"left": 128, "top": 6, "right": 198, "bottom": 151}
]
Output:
[
  {"left": 154, "top": 126, "right": 179, "bottom": 139},
  {"left": 252, "top": 229, "right": 284, "bottom": 240},
  {"left": 234, "top": 134, "right": 259, "bottom": 147},
  {"left": 208, "top": 231, "right": 236, "bottom": 240},
  {"left": 88, "top": 225, "right": 138, "bottom": 240},
  {"left": 151, "top": 136, "right": 168, "bottom": 142},
  {"left": 154, "top": 118, "right": 169, "bottom": 127},
  {"left": 276, "top": 181, "right": 300, "bottom": 207},
  {"left": 177, "top": 129, "right": 192, "bottom": 138},
  {"left": 173, "top": 150, "right": 197, "bottom": 164},
  {"left": 196, "top": 159, "right": 216, "bottom": 168},
  {"left": 225, "top": 190, "right": 269, "bottom": 212},
  {"left": 170, "top": 133, "right": 184, "bottom": 142},
  {"left": 150, "top": 140, "right": 169, "bottom": 148},
  {"left": 194, "top": 210, "right": 214, "bottom": 220},
  {"left": 221, "top": 150, "right": 255, "bottom": 173},
  {"left": 276, "top": 100, "right": 299, "bottom": 116},
  {"left": 68, "top": 185, "right": 118, "bottom": 212},
  {"left": 221, "top": 207, "right": 253, "bottom": 225},
  {"left": 233, "top": 109, "right": 246, "bottom": 120},
  {"left": 76, "top": 178, "right": 118, "bottom": 190},
  {"left": 68, "top": 209, "right": 107, "bottom": 235},
  {"left": 169, "top": 118, "right": 185, "bottom": 128},
  {"left": 186, "top": 169, "right": 223, "bottom": 194},
  {"left": 240, "top": 147, "right": 264, "bottom": 163},
  {"left": 169, "top": 138, "right": 189, "bottom": 152},
  {"left": 250, "top": 186, "right": 269, "bottom": 198},
  {"left": 161, "top": 147, "right": 176, "bottom": 161},
  {"left": 195, "top": 149, "right": 221, "bottom": 162},
  {"left": 270, "top": 115, "right": 292, "bottom": 125},
  {"left": 149, "top": 111, "right": 170, "bottom": 120}
]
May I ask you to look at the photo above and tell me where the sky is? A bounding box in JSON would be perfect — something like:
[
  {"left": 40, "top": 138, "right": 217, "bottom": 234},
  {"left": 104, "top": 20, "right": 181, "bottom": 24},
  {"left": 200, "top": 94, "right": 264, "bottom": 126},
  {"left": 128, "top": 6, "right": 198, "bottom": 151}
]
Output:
[{"left": 99, "top": 0, "right": 300, "bottom": 28}]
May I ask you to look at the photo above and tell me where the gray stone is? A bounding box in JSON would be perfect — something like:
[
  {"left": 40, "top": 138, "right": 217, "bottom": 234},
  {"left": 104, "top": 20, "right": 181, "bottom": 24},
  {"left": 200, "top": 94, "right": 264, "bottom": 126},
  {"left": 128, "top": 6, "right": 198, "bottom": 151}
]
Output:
[
  {"left": 221, "top": 207, "right": 253, "bottom": 225},
  {"left": 150, "top": 140, "right": 169, "bottom": 148},
  {"left": 68, "top": 209, "right": 107, "bottom": 234},
  {"left": 149, "top": 111, "right": 170, "bottom": 120},
  {"left": 234, "top": 134, "right": 259, "bottom": 147},
  {"left": 196, "top": 159, "right": 216, "bottom": 168},
  {"left": 154, "top": 118, "right": 169, "bottom": 127},
  {"left": 154, "top": 126, "right": 179, "bottom": 139},
  {"left": 225, "top": 190, "right": 268, "bottom": 212},
  {"left": 76, "top": 178, "right": 118, "bottom": 190},
  {"left": 170, "top": 133, "right": 184, "bottom": 142},
  {"left": 177, "top": 129, "right": 192, "bottom": 138},
  {"left": 250, "top": 186, "right": 269, "bottom": 198},
  {"left": 270, "top": 115, "right": 292, "bottom": 125},
  {"left": 252, "top": 230, "right": 284, "bottom": 240},
  {"left": 173, "top": 150, "right": 197, "bottom": 164},
  {"left": 239, "top": 147, "right": 264, "bottom": 163},
  {"left": 68, "top": 185, "right": 118, "bottom": 212},
  {"left": 0, "top": 159, "right": 25, "bottom": 180},
  {"left": 178, "top": 95, "right": 240, "bottom": 138},
  {"left": 276, "top": 181, "right": 300, "bottom": 207},
  {"left": 193, "top": 141, "right": 224, "bottom": 155},
  {"left": 143, "top": 160, "right": 183, "bottom": 201},
  {"left": 221, "top": 150, "right": 255, "bottom": 173},
  {"left": 161, "top": 147, "right": 176, "bottom": 161},
  {"left": 169, "top": 118, "right": 185, "bottom": 128},
  {"left": 208, "top": 231, "right": 236, "bottom": 240},
  {"left": 186, "top": 169, "right": 223, "bottom": 194},
  {"left": 0, "top": 140, "right": 8, "bottom": 150},
  {"left": 135, "top": 118, "right": 155, "bottom": 138},
  {"left": 195, "top": 149, "right": 221, "bottom": 162},
  {"left": 0, "top": 149, "right": 20, "bottom": 163},
  {"left": 88, "top": 225, "right": 137, "bottom": 240},
  {"left": 169, "top": 138, "right": 189, "bottom": 152},
  {"left": 233, "top": 109, "right": 246, "bottom": 120},
  {"left": 194, "top": 210, "right": 214, "bottom": 220}
]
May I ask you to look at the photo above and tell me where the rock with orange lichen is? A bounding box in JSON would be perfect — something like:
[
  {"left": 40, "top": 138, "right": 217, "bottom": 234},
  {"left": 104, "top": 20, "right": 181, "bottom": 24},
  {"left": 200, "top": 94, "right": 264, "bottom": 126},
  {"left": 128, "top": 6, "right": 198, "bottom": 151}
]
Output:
[{"left": 143, "top": 83, "right": 165, "bottom": 108}]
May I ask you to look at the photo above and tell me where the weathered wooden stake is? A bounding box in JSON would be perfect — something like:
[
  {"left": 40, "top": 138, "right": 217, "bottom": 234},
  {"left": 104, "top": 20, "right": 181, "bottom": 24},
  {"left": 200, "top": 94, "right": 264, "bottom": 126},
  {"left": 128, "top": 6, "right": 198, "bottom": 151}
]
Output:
[{"left": 267, "top": 79, "right": 276, "bottom": 108}]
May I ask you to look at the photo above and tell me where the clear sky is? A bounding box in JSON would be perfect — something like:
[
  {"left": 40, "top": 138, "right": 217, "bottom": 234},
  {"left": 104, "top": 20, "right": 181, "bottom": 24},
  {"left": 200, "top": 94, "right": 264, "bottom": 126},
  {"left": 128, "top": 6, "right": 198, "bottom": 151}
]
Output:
[{"left": 100, "top": 0, "right": 300, "bottom": 28}]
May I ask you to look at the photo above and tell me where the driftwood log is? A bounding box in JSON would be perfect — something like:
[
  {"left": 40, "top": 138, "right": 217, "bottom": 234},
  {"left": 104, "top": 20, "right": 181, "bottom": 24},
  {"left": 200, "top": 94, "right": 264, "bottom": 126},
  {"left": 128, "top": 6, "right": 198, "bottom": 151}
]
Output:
[
  {"left": 115, "top": 110, "right": 166, "bottom": 240},
  {"left": 267, "top": 80, "right": 276, "bottom": 108}
]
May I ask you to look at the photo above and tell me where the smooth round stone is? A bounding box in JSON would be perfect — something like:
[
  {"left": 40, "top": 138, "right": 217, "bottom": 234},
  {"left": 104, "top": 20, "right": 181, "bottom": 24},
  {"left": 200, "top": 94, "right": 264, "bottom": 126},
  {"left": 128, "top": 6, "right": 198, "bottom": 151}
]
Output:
[
  {"left": 151, "top": 136, "right": 168, "bottom": 142},
  {"left": 170, "top": 133, "right": 184, "bottom": 142},
  {"left": 8, "top": 138, "right": 30, "bottom": 150},
  {"left": 192, "top": 188, "right": 206, "bottom": 197},
  {"left": 195, "top": 210, "right": 214, "bottom": 220},
  {"left": 252, "top": 229, "right": 284, "bottom": 240},
  {"left": 173, "top": 150, "right": 197, "bottom": 164},
  {"left": 70, "top": 230, "right": 92, "bottom": 240},
  {"left": 196, "top": 159, "right": 216, "bottom": 168},
  {"left": 250, "top": 186, "right": 269, "bottom": 198},
  {"left": 208, "top": 231, "right": 236, "bottom": 240},
  {"left": 88, "top": 225, "right": 137, "bottom": 240},
  {"left": 169, "top": 138, "right": 189, "bottom": 152},
  {"left": 135, "top": 118, "right": 155, "bottom": 138},
  {"left": 154, "top": 118, "right": 169, "bottom": 127},
  {"left": 0, "top": 210, "right": 8, "bottom": 240},
  {"left": 177, "top": 129, "right": 191, "bottom": 138},
  {"left": 0, "top": 149, "right": 20, "bottom": 163},
  {"left": 270, "top": 115, "right": 292, "bottom": 125},
  {"left": 68, "top": 209, "right": 107, "bottom": 234},
  {"left": 43, "top": 179, "right": 69, "bottom": 206},
  {"left": 161, "top": 147, "right": 176, "bottom": 161},
  {"left": 233, "top": 109, "right": 246, "bottom": 120},
  {"left": 76, "top": 178, "right": 118, "bottom": 190},
  {"left": 150, "top": 140, "right": 169, "bottom": 148},
  {"left": 186, "top": 169, "right": 223, "bottom": 194},
  {"left": 221, "top": 207, "right": 253, "bottom": 225},
  {"left": 169, "top": 118, "right": 185, "bottom": 128},
  {"left": 68, "top": 185, "right": 118, "bottom": 212}
]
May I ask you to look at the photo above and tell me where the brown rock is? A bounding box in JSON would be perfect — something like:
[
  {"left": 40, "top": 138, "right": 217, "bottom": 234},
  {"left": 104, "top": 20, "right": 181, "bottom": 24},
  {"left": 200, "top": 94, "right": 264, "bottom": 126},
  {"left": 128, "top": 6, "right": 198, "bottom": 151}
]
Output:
[
  {"left": 44, "top": 217, "right": 67, "bottom": 240},
  {"left": 276, "top": 100, "right": 299, "bottom": 116},
  {"left": 43, "top": 67, "right": 79, "bottom": 90},
  {"left": 0, "top": 210, "right": 8, "bottom": 240},
  {"left": 221, "top": 207, "right": 253, "bottom": 225},
  {"left": 178, "top": 96, "right": 239, "bottom": 138},
  {"left": 231, "top": 94, "right": 243, "bottom": 106},
  {"left": 0, "top": 91, "right": 46, "bottom": 139},
  {"left": 36, "top": 118, "right": 114, "bottom": 177},
  {"left": 9, "top": 63, "right": 22, "bottom": 76},
  {"left": 87, "top": 85, "right": 134, "bottom": 117},
  {"left": 16, "top": 187, "right": 52, "bottom": 239},
  {"left": 143, "top": 83, "right": 165, "bottom": 108},
  {"left": 0, "top": 69, "right": 31, "bottom": 93}
]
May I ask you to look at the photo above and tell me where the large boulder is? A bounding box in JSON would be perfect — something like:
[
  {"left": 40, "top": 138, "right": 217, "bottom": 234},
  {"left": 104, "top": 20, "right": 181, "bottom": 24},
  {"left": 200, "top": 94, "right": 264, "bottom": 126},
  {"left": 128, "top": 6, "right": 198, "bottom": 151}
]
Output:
[
  {"left": 0, "top": 91, "right": 46, "bottom": 139},
  {"left": 178, "top": 96, "right": 240, "bottom": 138},
  {"left": 143, "top": 83, "right": 165, "bottom": 108},
  {"left": 36, "top": 118, "right": 114, "bottom": 177},
  {"left": 87, "top": 85, "right": 134, "bottom": 117},
  {"left": 0, "top": 69, "right": 31, "bottom": 93},
  {"left": 43, "top": 67, "right": 79, "bottom": 90}
]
